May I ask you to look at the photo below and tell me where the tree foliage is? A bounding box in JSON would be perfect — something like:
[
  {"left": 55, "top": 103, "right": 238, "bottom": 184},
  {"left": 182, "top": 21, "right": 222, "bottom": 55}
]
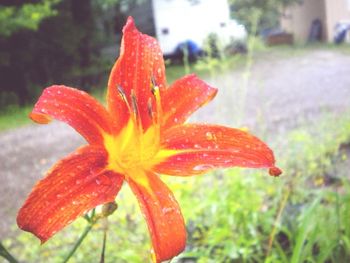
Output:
[
  {"left": 0, "top": 0, "right": 128, "bottom": 107},
  {"left": 0, "top": 0, "right": 61, "bottom": 37}
]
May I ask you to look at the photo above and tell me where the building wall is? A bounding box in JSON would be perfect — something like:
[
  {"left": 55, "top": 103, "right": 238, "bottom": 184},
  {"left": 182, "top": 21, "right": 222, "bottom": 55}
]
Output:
[
  {"left": 280, "top": 0, "right": 327, "bottom": 43},
  {"left": 324, "top": 0, "right": 350, "bottom": 41},
  {"left": 152, "top": 0, "right": 232, "bottom": 55},
  {"left": 281, "top": 0, "right": 350, "bottom": 43}
]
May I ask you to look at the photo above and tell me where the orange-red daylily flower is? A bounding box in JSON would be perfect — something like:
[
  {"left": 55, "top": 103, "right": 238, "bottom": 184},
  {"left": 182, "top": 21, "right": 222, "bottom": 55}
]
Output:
[{"left": 17, "top": 17, "right": 281, "bottom": 262}]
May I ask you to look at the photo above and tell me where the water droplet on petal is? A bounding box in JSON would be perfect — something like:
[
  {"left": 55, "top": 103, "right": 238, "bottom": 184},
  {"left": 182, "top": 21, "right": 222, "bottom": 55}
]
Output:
[
  {"left": 193, "top": 164, "right": 214, "bottom": 171},
  {"left": 206, "top": 131, "right": 213, "bottom": 140},
  {"left": 162, "top": 207, "right": 175, "bottom": 214},
  {"left": 95, "top": 175, "right": 112, "bottom": 186},
  {"left": 95, "top": 178, "right": 101, "bottom": 185},
  {"left": 76, "top": 179, "right": 82, "bottom": 185}
]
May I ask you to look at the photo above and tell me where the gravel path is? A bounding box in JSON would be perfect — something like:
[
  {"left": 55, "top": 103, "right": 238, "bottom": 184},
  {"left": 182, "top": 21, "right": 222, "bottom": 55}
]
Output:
[
  {"left": 1, "top": 49, "right": 350, "bottom": 238},
  {"left": 194, "top": 49, "right": 350, "bottom": 133}
]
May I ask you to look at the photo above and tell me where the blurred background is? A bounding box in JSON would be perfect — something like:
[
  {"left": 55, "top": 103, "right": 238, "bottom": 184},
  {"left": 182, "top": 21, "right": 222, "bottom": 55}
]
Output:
[{"left": 0, "top": 0, "right": 350, "bottom": 262}]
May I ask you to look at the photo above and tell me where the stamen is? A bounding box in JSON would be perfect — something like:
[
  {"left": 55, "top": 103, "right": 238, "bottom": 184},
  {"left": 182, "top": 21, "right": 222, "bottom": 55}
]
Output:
[
  {"left": 147, "top": 98, "right": 153, "bottom": 119},
  {"left": 117, "top": 84, "right": 140, "bottom": 127},
  {"left": 117, "top": 85, "right": 142, "bottom": 138},
  {"left": 130, "top": 89, "right": 143, "bottom": 137},
  {"left": 151, "top": 75, "right": 157, "bottom": 90},
  {"left": 117, "top": 85, "right": 127, "bottom": 102},
  {"left": 130, "top": 90, "right": 139, "bottom": 119},
  {"left": 148, "top": 75, "right": 162, "bottom": 152},
  {"left": 152, "top": 88, "right": 162, "bottom": 125},
  {"left": 117, "top": 84, "right": 133, "bottom": 115}
]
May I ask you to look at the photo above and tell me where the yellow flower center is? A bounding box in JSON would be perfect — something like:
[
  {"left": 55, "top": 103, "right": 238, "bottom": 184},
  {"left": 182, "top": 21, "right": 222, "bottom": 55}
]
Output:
[
  {"left": 103, "top": 117, "right": 179, "bottom": 193},
  {"left": 104, "top": 119, "right": 160, "bottom": 174},
  {"left": 103, "top": 84, "right": 179, "bottom": 190}
]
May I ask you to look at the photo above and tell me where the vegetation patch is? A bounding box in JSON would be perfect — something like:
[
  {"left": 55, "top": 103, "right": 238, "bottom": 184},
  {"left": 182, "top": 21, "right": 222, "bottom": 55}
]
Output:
[{"left": 3, "top": 113, "right": 350, "bottom": 262}]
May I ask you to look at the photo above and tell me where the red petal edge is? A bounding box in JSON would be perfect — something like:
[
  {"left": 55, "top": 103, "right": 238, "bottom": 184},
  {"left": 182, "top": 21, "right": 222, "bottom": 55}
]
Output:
[
  {"left": 17, "top": 145, "right": 124, "bottom": 242},
  {"left": 155, "top": 124, "right": 281, "bottom": 176},
  {"left": 161, "top": 74, "right": 217, "bottom": 129},
  {"left": 127, "top": 171, "right": 186, "bottom": 262},
  {"left": 30, "top": 85, "right": 116, "bottom": 145}
]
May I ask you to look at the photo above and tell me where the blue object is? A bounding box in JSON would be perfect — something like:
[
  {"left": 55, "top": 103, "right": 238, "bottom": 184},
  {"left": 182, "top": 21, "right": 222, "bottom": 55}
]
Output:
[{"left": 174, "top": 40, "right": 202, "bottom": 59}]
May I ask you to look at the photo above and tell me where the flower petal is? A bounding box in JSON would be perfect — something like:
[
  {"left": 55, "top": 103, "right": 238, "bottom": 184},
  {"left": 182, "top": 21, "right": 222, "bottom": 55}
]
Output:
[
  {"left": 127, "top": 171, "right": 186, "bottom": 262},
  {"left": 17, "top": 145, "right": 124, "bottom": 242},
  {"left": 107, "top": 17, "right": 166, "bottom": 131},
  {"left": 154, "top": 124, "right": 280, "bottom": 176},
  {"left": 30, "top": 85, "right": 116, "bottom": 145},
  {"left": 161, "top": 75, "right": 217, "bottom": 129}
]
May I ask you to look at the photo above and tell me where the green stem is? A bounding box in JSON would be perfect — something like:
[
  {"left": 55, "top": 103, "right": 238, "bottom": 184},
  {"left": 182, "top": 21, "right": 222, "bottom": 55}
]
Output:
[
  {"left": 265, "top": 189, "right": 290, "bottom": 260},
  {"left": 0, "top": 241, "right": 19, "bottom": 263},
  {"left": 62, "top": 223, "right": 94, "bottom": 263},
  {"left": 100, "top": 229, "right": 107, "bottom": 263},
  {"left": 335, "top": 190, "right": 341, "bottom": 260}
]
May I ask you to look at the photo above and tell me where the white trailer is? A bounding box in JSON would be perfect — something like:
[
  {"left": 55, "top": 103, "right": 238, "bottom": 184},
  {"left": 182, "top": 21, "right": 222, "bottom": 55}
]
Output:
[{"left": 125, "top": 0, "right": 246, "bottom": 56}]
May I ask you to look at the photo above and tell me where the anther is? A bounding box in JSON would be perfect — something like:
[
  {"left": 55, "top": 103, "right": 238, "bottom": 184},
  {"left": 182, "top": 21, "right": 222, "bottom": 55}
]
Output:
[
  {"left": 150, "top": 75, "right": 158, "bottom": 95},
  {"left": 147, "top": 98, "right": 153, "bottom": 119},
  {"left": 130, "top": 90, "right": 139, "bottom": 117},
  {"left": 151, "top": 75, "right": 157, "bottom": 88},
  {"left": 117, "top": 85, "right": 127, "bottom": 102}
]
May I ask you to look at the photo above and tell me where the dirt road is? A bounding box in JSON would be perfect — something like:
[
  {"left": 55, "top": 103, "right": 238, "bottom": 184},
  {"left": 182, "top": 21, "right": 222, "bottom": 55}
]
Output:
[{"left": 1, "top": 48, "right": 350, "bottom": 238}]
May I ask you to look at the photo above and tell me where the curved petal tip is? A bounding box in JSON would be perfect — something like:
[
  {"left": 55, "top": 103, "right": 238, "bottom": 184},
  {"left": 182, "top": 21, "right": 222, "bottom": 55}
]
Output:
[
  {"left": 269, "top": 167, "right": 282, "bottom": 177},
  {"left": 30, "top": 112, "right": 52, "bottom": 124},
  {"left": 124, "top": 16, "right": 136, "bottom": 32}
]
